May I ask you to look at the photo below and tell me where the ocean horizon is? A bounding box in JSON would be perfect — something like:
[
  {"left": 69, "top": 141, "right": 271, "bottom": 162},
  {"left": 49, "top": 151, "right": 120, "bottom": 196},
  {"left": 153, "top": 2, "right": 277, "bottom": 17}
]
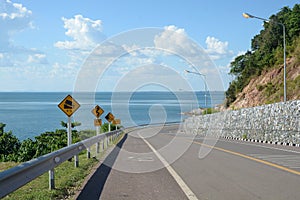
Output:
[{"left": 0, "top": 91, "right": 225, "bottom": 140}]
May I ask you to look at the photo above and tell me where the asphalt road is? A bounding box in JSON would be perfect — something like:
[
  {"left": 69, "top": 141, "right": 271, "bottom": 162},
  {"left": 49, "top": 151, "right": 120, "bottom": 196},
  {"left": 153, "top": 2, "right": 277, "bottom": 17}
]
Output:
[{"left": 77, "top": 124, "right": 300, "bottom": 200}]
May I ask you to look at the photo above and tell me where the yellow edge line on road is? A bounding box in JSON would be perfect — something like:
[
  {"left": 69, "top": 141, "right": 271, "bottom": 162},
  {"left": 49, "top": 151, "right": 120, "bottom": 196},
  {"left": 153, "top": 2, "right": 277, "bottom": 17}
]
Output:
[{"left": 192, "top": 140, "right": 300, "bottom": 176}]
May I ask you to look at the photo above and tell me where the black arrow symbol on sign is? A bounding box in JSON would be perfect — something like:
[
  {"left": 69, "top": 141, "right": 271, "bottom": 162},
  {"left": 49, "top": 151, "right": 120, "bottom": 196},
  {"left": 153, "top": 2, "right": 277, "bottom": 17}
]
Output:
[{"left": 96, "top": 106, "right": 100, "bottom": 117}]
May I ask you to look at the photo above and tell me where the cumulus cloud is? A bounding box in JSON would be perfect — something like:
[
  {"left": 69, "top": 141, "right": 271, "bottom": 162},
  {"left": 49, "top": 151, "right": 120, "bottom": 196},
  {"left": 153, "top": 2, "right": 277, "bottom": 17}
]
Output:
[
  {"left": 153, "top": 25, "right": 217, "bottom": 71},
  {"left": 153, "top": 25, "right": 229, "bottom": 91},
  {"left": 0, "top": 0, "right": 33, "bottom": 48},
  {"left": 74, "top": 26, "right": 229, "bottom": 91},
  {"left": 27, "top": 53, "right": 48, "bottom": 64},
  {"left": 154, "top": 25, "right": 203, "bottom": 59},
  {"left": 205, "top": 36, "right": 233, "bottom": 60},
  {"left": 0, "top": 0, "right": 32, "bottom": 20},
  {"left": 0, "top": 0, "right": 48, "bottom": 68},
  {"left": 55, "top": 15, "right": 105, "bottom": 50},
  {"left": 154, "top": 25, "right": 233, "bottom": 63},
  {"left": 205, "top": 36, "right": 228, "bottom": 54}
]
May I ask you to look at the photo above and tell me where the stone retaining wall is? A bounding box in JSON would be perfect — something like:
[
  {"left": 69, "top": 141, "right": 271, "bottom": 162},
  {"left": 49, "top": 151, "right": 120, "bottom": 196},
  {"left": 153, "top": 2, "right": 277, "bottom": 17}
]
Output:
[{"left": 184, "top": 100, "right": 300, "bottom": 145}]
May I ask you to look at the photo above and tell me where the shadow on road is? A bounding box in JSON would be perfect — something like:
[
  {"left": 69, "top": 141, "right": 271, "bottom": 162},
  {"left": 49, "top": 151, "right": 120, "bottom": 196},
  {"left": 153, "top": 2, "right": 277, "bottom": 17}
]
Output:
[{"left": 76, "top": 134, "right": 128, "bottom": 200}]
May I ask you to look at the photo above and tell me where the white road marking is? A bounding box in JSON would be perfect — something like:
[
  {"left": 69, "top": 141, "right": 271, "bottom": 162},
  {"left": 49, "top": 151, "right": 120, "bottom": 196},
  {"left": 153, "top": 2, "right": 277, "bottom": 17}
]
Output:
[
  {"left": 140, "top": 134, "right": 199, "bottom": 200},
  {"left": 127, "top": 156, "right": 154, "bottom": 162}
]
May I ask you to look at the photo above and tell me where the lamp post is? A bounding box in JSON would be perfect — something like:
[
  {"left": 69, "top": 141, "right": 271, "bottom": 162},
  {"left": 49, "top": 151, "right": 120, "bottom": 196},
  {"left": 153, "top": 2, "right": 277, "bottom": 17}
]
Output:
[
  {"left": 184, "top": 69, "right": 208, "bottom": 108},
  {"left": 243, "top": 12, "right": 286, "bottom": 103}
]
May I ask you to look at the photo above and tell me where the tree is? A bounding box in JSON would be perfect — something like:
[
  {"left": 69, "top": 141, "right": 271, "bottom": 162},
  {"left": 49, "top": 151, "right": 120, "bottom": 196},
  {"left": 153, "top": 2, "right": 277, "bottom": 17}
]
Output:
[
  {"left": 225, "top": 4, "right": 300, "bottom": 107},
  {"left": 0, "top": 120, "right": 83, "bottom": 162},
  {"left": 101, "top": 123, "right": 116, "bottom": 133}
]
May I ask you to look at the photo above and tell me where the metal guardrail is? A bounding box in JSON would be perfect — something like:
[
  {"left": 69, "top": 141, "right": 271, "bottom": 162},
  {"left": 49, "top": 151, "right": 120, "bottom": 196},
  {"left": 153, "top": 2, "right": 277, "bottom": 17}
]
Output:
[{"left": 0, "top": 129, "right": 123, "bottom": 198}]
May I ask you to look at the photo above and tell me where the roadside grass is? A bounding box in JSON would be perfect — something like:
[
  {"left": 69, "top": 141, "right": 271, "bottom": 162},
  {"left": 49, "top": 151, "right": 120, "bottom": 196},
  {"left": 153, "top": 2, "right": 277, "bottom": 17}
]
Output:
[
  {"left": 1, "top": 132, "right": 125, "bottom": 200},
  {"left": 0, "top": 162, "right": 17, "bottom": 172},
  {"left": 2, "top": 150, "right": 99, "bottom": 200}
]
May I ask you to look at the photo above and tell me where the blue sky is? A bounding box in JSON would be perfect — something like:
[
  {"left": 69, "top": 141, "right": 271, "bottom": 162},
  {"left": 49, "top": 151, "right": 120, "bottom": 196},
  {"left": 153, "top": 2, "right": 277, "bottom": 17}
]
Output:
[{"left": 0, "top": 0, "right": 298, "bottom": 92}]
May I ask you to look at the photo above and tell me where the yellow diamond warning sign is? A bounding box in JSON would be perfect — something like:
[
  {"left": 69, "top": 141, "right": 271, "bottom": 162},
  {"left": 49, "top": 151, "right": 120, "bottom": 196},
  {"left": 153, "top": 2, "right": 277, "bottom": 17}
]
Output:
[
  {"left": 58, "top": 95, "right": 80, "bottom": 117},
  {"left": 91, "top": 105, "right": 104, "bottom": 118},
  {"left": 105, "top": 112, "right": 115, "bottom": 123}
]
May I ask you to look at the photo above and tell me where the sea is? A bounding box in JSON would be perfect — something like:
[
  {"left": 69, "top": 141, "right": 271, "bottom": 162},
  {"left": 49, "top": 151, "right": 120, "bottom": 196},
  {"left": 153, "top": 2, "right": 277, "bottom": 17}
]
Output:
[{"left": 0, "top": 91, "right": 224, "bottom": 141}]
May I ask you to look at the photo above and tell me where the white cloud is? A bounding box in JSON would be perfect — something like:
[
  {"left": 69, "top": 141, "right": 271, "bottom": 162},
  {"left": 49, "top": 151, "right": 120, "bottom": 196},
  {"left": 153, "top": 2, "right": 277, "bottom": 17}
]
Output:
[
  {"left": 154, "top": 25, "right": 224, "bottom": 73},
  {"left": 152, "top": 26, "right": 228, "bottom": 91},
  {"left": 53, "top": 15, "right": 107, "bottom": 81},
  {"left": 0, "top": 0, "right": 32, "bottom": 20},
  {"left": 205, "top": 36, "right": 233, "bottom": 60},
  {"left": 205, "top": 36, "right": 228, "bottom": 54},
  {"left": 55, "top": 15, "right": 104, "bottom": 50},
  {"left": 154, "top": 25, "right": 203, "bottom": 59},
  {"left": 154, "top": 25, "right": 234, "bottom": 63},
  {"left": 74, "top": 26, "right": 229, "bottom": 92},
  {"left": 0, "top": 0, "right": 48, "bottom": 69},
  {"left": 27, "top": 53, "right": 48, "bottom": 64},
  {"left": 0, "top": 0, "right": 33, "bottom": 48}
]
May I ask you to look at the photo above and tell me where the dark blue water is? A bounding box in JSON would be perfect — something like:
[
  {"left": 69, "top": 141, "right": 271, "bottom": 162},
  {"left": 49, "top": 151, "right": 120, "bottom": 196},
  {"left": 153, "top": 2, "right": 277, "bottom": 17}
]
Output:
[{"left": 0, "top": 91, "right": 224, "bottom": 140}]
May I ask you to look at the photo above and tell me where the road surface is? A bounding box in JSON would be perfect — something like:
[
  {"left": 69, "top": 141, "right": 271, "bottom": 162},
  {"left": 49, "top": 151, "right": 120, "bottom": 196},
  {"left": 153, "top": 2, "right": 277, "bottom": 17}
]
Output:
[{"left": 77, "top": 124, "right": 300, "bottom": 200}]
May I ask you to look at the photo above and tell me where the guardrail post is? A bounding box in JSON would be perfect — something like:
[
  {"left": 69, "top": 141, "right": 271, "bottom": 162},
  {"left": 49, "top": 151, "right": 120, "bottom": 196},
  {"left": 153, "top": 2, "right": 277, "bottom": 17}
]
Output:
[
  {"left": 49, "top": 169, "right": 55, "bottom": 190},
  {"left": 75, "top": 155, "right": 79, "bottom": 168},
  {"left": 96, "top": 141, "right": 99, "bottom": 154},
  {"left": 87, "top": 147, "right": 91, "bottom": 159},
  {"left": 96, "top": 126, "right": 100, "bottom": 153}
]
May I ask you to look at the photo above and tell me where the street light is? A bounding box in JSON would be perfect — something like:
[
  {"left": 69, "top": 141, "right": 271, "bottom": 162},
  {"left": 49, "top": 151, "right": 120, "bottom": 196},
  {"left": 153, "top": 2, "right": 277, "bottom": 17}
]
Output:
[
  {"left": 243, "top": 12, "right": 287, "bottom": 103},
  {"left": 184, "top": 69, "right": 208, "bottom": 108}
]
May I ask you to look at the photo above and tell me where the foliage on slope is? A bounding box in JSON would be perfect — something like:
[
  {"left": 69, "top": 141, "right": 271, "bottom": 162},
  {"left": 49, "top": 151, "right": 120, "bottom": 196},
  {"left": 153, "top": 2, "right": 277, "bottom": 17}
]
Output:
[{"left": 225, "top": 4, "right": 300, "bottom": 108}]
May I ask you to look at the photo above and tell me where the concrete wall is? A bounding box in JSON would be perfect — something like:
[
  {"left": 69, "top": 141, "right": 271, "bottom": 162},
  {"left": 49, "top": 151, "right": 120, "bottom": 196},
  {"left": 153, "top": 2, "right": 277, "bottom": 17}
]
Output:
[{"left": 184, "top": 100, "right": 300, "bottom": 145}]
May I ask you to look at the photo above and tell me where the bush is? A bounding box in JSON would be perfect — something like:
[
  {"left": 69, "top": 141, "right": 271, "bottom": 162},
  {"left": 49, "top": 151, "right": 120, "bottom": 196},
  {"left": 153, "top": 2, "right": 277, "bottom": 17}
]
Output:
[
  {"left": 202, "top": 107, "right": 219, "bottom": 115},
  {"left": 256, "top": 84, "right": 265, "bottom": 92},
  {"left": 264, "top": 82, "right": 277, "bottom": 97},
  {"left": 242, "top": 134, "right": 248, "bottom": 140},
  {"left": 0, "top": 121, "right": 82, "bottom": 162},
  {"left": 101, "top": 123, "right": 117, "bottom": 133},
  {"left": 0, "top": 131, "right": 21, "bottom": 162},
  {"left": 17, "top": 139, "right": 37, "bottom": 162}
]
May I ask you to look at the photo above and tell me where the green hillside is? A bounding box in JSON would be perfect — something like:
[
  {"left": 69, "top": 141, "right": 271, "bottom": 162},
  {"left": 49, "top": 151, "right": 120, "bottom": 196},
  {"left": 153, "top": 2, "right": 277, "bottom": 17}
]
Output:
[{"left": 225, "top": 4, "right": 300, "bottom": 108}]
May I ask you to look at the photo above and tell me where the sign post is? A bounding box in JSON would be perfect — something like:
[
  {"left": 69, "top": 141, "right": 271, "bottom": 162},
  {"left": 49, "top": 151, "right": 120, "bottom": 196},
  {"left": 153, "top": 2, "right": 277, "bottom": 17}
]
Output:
[
  {"left": 112, "top": 119, "right": 121, "bottom": 130},
  {"left": 58, "top": 94, "right": 80, "bottom": 167},
  {"left": 55, "top": 94, "right": 80, "bottom": 188},
  {"left": 105, "top": 112, "right": 115, "bottom": 131},
  {"left": 92, "top": 105, "right": 104, "bottom": 154},
  {"left": 58, "top": 94, "right": 80, "bottom": 147},
  {"left": 67, "top": 117, "right": 72, "bottom": 146}
]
